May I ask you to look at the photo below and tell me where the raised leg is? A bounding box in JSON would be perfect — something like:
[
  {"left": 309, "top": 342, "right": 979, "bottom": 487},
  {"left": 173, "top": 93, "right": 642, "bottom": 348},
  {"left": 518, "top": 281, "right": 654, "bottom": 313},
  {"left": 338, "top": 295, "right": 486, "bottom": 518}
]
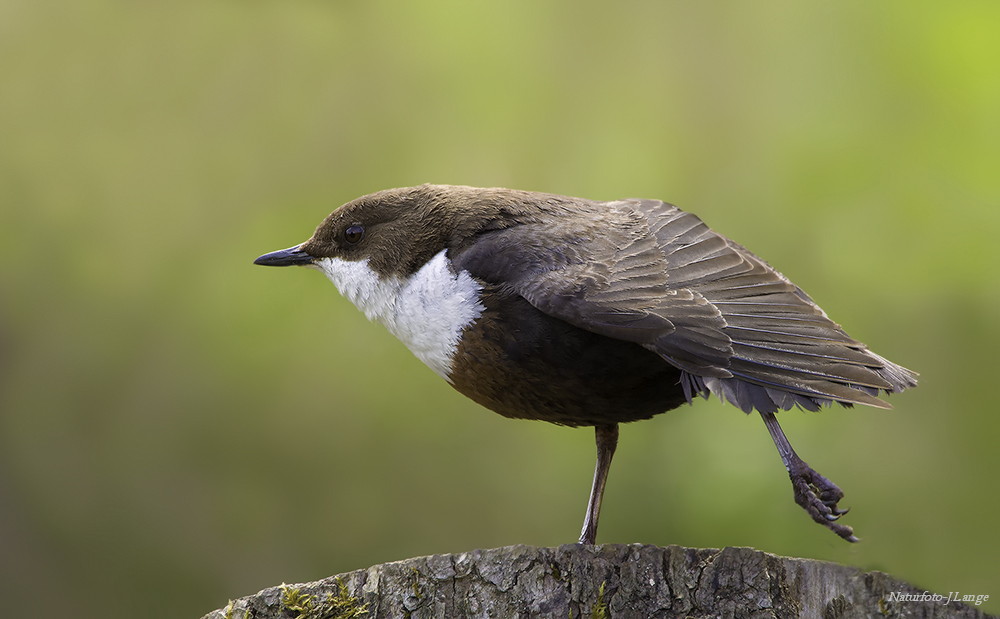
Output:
[
  {"left": 760, "top": 411, "right": 858, "bottom": 542},
  {"left": 578, "top": 423, "right": 619, "bottom": 545}
]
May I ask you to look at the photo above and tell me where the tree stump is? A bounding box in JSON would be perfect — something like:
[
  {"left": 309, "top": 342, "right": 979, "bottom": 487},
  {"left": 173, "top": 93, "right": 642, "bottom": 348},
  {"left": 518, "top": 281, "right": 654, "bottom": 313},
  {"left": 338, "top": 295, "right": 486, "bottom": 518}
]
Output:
[{"left": 202, "top": 544, "right": 993, "bottom": 618}]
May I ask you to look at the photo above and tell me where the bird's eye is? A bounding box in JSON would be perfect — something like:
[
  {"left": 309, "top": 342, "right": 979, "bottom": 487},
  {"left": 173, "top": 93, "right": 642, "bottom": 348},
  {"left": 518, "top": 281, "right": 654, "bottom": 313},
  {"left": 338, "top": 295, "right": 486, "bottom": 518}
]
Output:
[{"left": 344, "top": 224, "right": 365, "bottom": 244}]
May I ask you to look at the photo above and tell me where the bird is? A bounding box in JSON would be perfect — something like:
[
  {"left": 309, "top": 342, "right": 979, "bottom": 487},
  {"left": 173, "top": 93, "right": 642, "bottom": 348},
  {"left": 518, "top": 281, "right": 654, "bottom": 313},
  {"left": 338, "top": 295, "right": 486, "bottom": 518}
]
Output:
[{"left": 254, "top": 184, "right": 917, "bottom": 544}]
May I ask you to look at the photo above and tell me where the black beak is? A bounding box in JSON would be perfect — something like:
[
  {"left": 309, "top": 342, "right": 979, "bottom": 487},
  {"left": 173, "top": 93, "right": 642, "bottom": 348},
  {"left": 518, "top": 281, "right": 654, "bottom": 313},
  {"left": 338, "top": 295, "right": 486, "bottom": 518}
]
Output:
[{"left": 253, "top": 246, "right": 315, "bottom": 267}]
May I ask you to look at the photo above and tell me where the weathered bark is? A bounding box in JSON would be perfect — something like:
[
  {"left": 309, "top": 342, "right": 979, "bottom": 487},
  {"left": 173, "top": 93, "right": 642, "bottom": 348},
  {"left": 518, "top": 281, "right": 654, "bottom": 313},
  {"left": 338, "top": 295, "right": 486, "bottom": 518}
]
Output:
[{"left": 202, "top": 544, "right": 993, "bottom": 619}]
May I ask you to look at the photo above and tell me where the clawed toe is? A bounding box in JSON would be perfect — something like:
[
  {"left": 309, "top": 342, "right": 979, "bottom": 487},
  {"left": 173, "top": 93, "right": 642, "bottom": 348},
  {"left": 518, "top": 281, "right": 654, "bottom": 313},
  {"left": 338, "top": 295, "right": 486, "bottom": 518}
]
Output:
[
  {"left": 788, "top": 461, "right": 858, "bottom": 542},
  {"left": 759, "top": 411, "right": 859, "bottom": 542}
]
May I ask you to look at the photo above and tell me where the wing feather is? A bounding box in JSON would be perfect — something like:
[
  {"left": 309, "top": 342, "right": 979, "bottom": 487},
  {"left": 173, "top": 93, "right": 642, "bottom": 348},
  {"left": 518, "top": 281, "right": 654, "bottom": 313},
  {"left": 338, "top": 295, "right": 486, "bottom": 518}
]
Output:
[{"left": 451, "top": 197, "right": 916, "bottom": 415}]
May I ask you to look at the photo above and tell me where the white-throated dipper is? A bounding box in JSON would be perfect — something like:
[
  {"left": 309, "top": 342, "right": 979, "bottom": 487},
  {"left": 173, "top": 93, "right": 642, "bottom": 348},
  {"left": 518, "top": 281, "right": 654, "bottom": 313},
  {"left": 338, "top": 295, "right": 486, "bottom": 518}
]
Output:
[{"left": 254, "top": 184, "right": 917, "bottom": 544}]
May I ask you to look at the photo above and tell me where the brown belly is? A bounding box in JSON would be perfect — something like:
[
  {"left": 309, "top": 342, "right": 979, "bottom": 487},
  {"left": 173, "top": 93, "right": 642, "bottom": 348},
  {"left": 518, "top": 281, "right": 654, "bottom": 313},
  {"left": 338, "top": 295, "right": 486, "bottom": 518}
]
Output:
[{"left": 448, "top": 287, "right": 689, "bottom": 427}]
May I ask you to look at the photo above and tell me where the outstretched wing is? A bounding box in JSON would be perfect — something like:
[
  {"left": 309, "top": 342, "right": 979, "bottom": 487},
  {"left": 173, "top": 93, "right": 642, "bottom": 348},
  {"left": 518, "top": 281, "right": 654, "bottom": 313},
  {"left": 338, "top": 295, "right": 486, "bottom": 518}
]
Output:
[{"left": 450, "top": 199, "right": 917, "bottom": 414}]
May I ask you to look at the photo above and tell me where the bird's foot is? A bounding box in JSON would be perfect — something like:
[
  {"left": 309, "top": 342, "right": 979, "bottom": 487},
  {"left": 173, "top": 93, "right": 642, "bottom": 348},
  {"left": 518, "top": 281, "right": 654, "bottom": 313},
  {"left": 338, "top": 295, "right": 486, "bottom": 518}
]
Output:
[{"left": 788, "top": 459, "right": 858, "bottom": 542}]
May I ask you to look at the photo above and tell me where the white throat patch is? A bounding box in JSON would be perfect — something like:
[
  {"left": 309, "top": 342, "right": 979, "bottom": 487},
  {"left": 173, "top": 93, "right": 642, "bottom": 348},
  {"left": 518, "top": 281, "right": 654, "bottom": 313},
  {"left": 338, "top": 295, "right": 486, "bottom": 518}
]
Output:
[{"left": 312, "top": 249, "right": 485, "bottom": 381}]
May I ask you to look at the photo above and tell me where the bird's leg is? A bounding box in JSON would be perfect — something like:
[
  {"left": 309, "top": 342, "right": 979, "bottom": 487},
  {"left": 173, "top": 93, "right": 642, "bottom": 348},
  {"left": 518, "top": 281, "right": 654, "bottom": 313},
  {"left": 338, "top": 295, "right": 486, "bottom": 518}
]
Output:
[
  {"left": 578, "top": 423, "right": 619, "bottom": 545},
  {"left": 759, "top": 411, "right": 859, "bottom": 542}
]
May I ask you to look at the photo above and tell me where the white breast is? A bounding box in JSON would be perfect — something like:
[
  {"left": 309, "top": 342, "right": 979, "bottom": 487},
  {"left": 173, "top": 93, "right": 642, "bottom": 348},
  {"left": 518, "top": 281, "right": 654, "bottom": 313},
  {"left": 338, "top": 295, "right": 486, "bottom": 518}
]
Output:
[{"left": 312, "top": 249, "right": 485, "bottom": 381}]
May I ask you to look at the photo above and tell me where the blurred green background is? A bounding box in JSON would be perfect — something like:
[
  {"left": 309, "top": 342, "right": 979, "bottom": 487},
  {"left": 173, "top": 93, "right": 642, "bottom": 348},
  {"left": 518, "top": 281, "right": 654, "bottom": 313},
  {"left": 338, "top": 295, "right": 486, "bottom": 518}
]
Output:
[{"left": 2, "top": 1, "right": 998, "bottom": 617}]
